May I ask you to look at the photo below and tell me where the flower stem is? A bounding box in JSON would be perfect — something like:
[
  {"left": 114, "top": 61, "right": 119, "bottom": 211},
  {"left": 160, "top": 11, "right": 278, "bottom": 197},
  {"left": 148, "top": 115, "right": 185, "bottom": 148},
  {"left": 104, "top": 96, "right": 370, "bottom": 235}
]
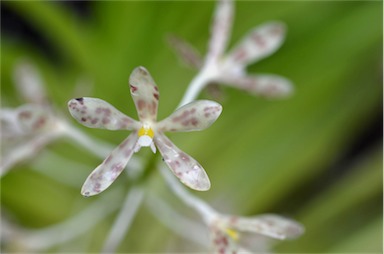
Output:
[
  {"left": 61, "top": 122, "right": 113, "bottom": 158},
  {"left": 101, "top": 185, "right": 145, "bottom": 253},
  {"left": 177, "top": 67, "right": 214, "bottom": 108},
  {"left": 158, "top": 165, "right": 217, "bottom": 223}
]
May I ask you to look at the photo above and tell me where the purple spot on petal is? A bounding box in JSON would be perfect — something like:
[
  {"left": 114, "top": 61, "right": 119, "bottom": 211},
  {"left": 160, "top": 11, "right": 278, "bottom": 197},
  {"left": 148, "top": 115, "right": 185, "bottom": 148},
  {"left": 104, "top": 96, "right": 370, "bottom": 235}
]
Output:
[
  {"left": 232, "top": 47, "right": 247, "bottom": 62},
  {"left": 102, "top": 118, "right": 110, "bottom": 125},
  {"left": 75, "top": 98, "right": 84, "bottom": 105},
  {"left": 19, "top": 111, "right": 32, "bottom": 119},
  {"left": 130, "top": 85, "right": 138, "bottom": 93},
  {"left": 252, "top": 33, "right": 266, "bottom": 48},
  {"left": 137, "top": 100, "right": 145, "bottom": 111}
]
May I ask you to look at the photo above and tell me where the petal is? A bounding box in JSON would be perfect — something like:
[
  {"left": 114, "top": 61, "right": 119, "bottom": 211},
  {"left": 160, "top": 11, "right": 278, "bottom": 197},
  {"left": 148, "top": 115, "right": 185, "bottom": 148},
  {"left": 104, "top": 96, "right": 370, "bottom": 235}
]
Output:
[
  {"left": 210, "top": 225, "right": 239, "bottom": 253},
  {"left": 207, "top": 0, "right": 234, "bottom": 62},
  {"left": 81, "top": 133, "right": 138, "bottom": 196},
  {"left": 129, "top": 66, "right": 159, "bottom": 122},
  {"left": 220, "top": 74, "right": 293, "bottom": 98},
  {"left": 225, "top": 214, "right": 305, "bottom": 240},
  {"left": 225, "top": 22, "right": 286, "bottom": 67},
  {"left": 17, "top": 104, "right": 54, "bottom": 132},
  {"left": 68, "top": 97, "right": 140, "bottom": 130},
  {"left": 13, "top": 59, "right": 47, "bottom": 104},
  {"left": 167, "top": 34, "right": 203, "bottom": 69},
  {"left": 154, "top": 133, "right": 210, "bottom": 191},
  {"left": 1, "top": 108, "right": 25, "bottom": 138},
  {"left": 1, "top": 131, "right": 62, "bottom": 176},
  {"left": 156, "top": 100, "right": 222, "bottom": 132}
]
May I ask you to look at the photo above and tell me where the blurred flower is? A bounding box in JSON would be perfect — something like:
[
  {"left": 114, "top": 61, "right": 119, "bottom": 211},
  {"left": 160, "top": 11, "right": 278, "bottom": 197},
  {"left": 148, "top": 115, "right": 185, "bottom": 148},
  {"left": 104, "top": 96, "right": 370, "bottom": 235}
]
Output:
[
  {"left": 68, "top": 66, "right": 222, "bottom": 196},
  {"left": 209, "top": 213, "right": 304, "bottom": 253},
  {"left": 0, "top": 60, "right": 67, "bottom": 176},
  {"left": 168, "top": 0, "right": 293, "bottom": 98},
  {"left": 158, "top": 165, "right": 304, "bottom": 253}
]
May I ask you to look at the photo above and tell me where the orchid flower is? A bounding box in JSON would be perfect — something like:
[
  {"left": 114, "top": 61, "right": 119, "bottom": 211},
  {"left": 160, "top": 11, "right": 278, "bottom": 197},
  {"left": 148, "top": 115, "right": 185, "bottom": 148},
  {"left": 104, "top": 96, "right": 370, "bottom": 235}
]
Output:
[
  {"left": 68, "top": 66, "right": 222, "bottom": 196},
  {"left": 158, "top": 165, "right": 304, "bottom": 253},
  {"left": 0, "top": 60, "right": 67, "bottom": 176},
  {"left": 209, "top": 214, "right": 304, "bottom": 253},
  {"left": 168, "top": 0, "right": 292, "bottom": 99}
]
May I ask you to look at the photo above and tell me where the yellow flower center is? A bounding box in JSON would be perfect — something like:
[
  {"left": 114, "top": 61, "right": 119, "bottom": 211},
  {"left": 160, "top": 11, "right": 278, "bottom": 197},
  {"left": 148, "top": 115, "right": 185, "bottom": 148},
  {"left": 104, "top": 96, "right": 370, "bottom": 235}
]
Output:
[
  {"left": 225, "top": 228, "right": 239, "bottom": 241},
  {"left": 138, "top": 126, "right": 154, "bottom": 138}
]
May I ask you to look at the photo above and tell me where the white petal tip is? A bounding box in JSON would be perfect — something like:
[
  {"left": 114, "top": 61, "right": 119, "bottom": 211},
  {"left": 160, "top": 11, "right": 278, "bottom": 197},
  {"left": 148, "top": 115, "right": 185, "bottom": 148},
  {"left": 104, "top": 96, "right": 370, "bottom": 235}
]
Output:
[
  {"left": 195, "top": 183, "right": 211, "bottom": 191},
  {"left": 81, "top": 189, "right": 97, "bottom": 197},
  {"left": 183, "top": 172, "right": 211, "bottom": 191}
]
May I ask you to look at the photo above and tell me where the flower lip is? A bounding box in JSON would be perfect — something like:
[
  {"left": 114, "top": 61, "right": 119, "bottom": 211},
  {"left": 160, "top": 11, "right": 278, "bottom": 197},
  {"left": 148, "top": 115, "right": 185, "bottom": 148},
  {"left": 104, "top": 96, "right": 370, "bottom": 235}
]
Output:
[{"left": 138, "top": 135, "right": 153, "bottom": 147}]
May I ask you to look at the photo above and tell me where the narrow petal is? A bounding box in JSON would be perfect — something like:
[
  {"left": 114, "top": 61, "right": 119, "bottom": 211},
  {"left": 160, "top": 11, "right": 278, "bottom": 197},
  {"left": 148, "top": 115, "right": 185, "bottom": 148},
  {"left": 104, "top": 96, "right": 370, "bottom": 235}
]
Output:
[
  {"left": 210, "top": 225, "right": 238, "bottom": 253},
  {"left": 154, "top": 133, "right": 210, "bottom": 191},
  {"left": 156, "top": 100, "right": 222, "bottom": 132},
  {"left": 207, "top": 0, "right": 234, "bottom": 62},
  {"left": 81, "top": 133, "right": 138, "bottom": 196},
  {"left": 220, "top": 74, "right": 293, "bottom": 98},
  {"left": 68, "top": 97, "right": 140, "bottom": 130},
  {"left": 225, "top": 22, "right": 286, "bottom": 67},
  {"left": 167, "top": 34, "right": 203, "bottom": 69},
  {"left": 17, "top": 104, "right": 54, "bottom": 132},
  {"left": 129, "top": 66, "right": 159, "bottom": 122},
  {"left": 225, "top": 214, "right": 305, "bottom": 240},
  {"left": 13, "top": 59, "right": 47, "bottom": 104}
]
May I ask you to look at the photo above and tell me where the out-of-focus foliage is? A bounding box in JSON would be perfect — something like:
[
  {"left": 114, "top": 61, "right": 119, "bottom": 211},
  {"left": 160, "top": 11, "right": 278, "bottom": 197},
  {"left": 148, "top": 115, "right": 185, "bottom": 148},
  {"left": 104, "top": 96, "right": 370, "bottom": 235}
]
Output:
[{"left": 1, "top": 1, "right": 382, "bottom": 253}]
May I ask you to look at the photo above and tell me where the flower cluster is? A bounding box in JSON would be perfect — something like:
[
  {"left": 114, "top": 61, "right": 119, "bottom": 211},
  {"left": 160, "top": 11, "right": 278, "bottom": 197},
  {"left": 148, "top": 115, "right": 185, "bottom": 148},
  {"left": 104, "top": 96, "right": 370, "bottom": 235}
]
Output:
[
  {"left": 68, "top": 66, "right": 222, "bottom": 196},
  {"left": 2, "top": 0, "right": 304, "bottom": 252}
]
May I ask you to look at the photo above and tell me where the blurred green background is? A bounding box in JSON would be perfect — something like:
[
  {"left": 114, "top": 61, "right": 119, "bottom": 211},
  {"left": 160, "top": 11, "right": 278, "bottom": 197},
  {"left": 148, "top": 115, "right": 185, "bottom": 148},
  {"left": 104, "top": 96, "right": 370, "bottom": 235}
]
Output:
[{"left": 1, "top": 1, "right": 382, "bottom": 253}]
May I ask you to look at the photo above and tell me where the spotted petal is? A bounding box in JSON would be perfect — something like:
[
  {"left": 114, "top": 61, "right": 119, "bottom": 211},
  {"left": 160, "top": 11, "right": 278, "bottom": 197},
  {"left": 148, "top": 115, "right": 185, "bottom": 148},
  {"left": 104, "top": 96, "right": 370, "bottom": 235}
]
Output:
[
  {"left": 210, "top": 224, "right": 238, "bottom": 253},
  {"left": 225, "top": 22, "right": 286, "bottom": 68},
  {"left": 156, "top": 100, "right": 222, "bottom": 132},
  {"left": 154, "top": 133, "right": 210, "bottom": 191},
  {"left": 220, "top": 74, "right": 293, "bottom": 98},
  {"left": 129, "top": 66, "right": 159, "bottom": 122},
  {"left": 17, "top": 104, "right": 54, "bottom": 132},
  {"left": 167, "top": 34, "right": 203, "bottom": 69},
  {"left": 81, "top": 133, "right": 138, "bottom": 196},
  {"left": 225, "top": 215, "right": 304, "bottom": 240},
  {"left": 207, "top": 0, "right": 234, "bottom": 62},
  {"left": 68, "top": 97, "right": 140, "bottom": 130}
]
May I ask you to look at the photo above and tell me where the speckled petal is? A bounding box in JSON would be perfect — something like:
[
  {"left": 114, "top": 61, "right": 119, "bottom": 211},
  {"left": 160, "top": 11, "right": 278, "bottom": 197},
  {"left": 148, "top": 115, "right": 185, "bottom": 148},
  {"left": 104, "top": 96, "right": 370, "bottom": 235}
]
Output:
[
  {"left": 167, "top": 34, "right": 203, "bottom": 69},
  {"left": 129, "top": 66, "right": 159, "bottom": 122},
  {"left": 81, "top": 133, "right": 138, "bottom": 196},
  {"left": 156, "top": 100, "right": 222, "bottom": 132},
  {"left": 221, "top": 75, "right": 293, "bottom": 98},
  {"left": 210, "top": 224, "right": 238, "bottom": 254},
  {"left": 17, "top": 104, "right": 54, "bottom": 132},
  {"left": 225, "top": 22, "right": 286, "bottom": 67},
  {"left": 154, "top": 133, "right": 210, "bottom": 191},
  {"left": 68, "top": 97, "right": 140, "bottom": 130},
  {"left": 225, "top": 214, "right": 304, "bottom": 240},
  {"left": 207, "top": 0, "right": 234, "bottom": 62}
]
